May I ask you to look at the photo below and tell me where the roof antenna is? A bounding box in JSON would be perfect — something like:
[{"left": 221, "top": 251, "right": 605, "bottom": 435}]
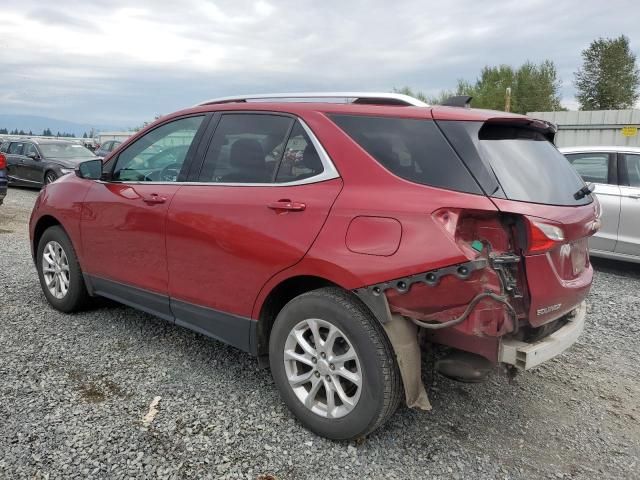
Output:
[{"left": 441, "top": 96, "right": 473, "bottom": 108}]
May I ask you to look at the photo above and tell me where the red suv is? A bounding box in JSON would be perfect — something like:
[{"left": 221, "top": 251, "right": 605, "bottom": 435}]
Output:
[{"left": 29, "top": 93, "right": 598, "bottom": 440}]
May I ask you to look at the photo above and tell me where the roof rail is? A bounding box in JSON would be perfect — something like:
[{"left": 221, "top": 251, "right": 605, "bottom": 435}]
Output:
[{"left": 195, "top": 92, "right": 429, "bottom": 108}]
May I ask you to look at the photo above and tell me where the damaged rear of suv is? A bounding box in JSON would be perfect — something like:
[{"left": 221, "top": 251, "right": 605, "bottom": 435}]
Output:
[{"left": 272, "top": 96, "right": 598, "bottom": 439}]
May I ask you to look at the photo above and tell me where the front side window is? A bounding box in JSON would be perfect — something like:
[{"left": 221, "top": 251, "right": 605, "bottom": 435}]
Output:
[
  {"left": 24, "top": 144, "right": 39, "bottom": 157},
  {"left": 623, "top": 154, "right": 640, "bottom": 187},
  {"left": 565, "top": 153, "right": 610, "bottom": 184},
  {"left": 113, "top": 116, "right": 204, "bottom": 182},
  {"left": 198, "top": 114, "right": 294, "bottom": 183},
  {"left": 8, "top": 142, "right": 24, "bottom": 155}
]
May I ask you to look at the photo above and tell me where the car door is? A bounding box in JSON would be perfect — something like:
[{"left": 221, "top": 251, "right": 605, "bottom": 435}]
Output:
[
  {"left": 615, "top": 152, "right": 640, "bottom": 257},
  {"left": 80, "top": 114, "right": 209, "bottom": 318},
  {"left": 6, "top": 141, "right": 27, "bottom": 182},
  {"left": 22, "top": 143, "right": 44, "bottom": 183},
  {"left": 165, "top": 113, "right": 342, "bottom": 351},
  {"left": 565, "top": 152, "right": 619, "bottom": 252}
]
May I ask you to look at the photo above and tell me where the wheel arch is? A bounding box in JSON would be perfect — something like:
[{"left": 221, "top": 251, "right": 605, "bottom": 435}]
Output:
[
  {"left": 32, "top": 215, "right": 65, "bottom": 262},
  {"left": 253, "top": 275, "right": 342, "bottom": 364}
]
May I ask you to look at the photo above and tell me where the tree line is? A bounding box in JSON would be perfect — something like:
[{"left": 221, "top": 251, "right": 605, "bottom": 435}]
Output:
[
  {"left": 398, "top": 35, "right": 639, "bottom": 114},
  {"left": 0, "top": 128, "right": 93, "bottom": 138}
]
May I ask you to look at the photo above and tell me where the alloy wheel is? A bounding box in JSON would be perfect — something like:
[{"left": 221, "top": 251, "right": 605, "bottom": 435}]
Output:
[
  {"left": 42, "top": 240, "right": 70, "bottom": 299},
  {"left": 283, "top": 318, "right": 362, "bottom": 419}
]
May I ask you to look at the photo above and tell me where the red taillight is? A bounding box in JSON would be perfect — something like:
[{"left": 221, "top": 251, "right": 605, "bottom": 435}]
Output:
[
  {"left": 0, "top": 153, "right": 6, "bottom": 169},
  {"left": 526, "top": 218, "right": 565, "bottom": 254}
]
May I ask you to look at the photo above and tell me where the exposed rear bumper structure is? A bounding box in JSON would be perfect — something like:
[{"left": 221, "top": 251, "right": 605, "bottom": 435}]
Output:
[{"left": 499, "top": 301, "right": 586, "bottom": 370}]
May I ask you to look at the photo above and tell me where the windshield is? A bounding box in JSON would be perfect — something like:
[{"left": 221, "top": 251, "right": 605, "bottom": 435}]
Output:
[
  {"left": 439, "top": 121, "right": 592, "bottom": 206},
  {"left": 39, "top": 143, "right": 96, "bottom": 159}
]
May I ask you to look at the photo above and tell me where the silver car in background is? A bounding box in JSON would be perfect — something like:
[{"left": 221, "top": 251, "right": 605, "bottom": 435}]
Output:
[{"left": 560, "top": 146, "right": 640, "bottom": 263}]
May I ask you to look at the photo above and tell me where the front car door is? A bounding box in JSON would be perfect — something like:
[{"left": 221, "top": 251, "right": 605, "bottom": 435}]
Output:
[
  {"left": 165, "top": 113, "right": 342, "bottom": 351},
  {"left": 615, "top": 152, "right": 640, "bottom": 258},
  {"left": 80, "top": 114, "right": 209, "bottom": 318},
  {"left": 22, "top": 143, "right": 44, "bottom": 183},
  {"left": 565, "top": 151, "right": 619, "bottom": 253}
]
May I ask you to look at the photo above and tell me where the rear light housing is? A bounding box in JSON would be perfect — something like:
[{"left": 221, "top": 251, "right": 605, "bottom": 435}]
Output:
[
  {"left": 0, "top": 153, "right": 6, "bottom": 169},
  {"left": 526, "top": 218, "right": 565, "bottom": 254}
]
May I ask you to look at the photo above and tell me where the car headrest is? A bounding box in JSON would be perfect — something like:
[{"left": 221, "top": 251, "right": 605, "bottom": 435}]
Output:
[{"left": 229, "top": 138, "right": 264, "bottom": 170}]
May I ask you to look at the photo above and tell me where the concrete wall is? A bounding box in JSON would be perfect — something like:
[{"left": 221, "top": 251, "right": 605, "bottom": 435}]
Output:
[{"left": 528, "top": 110, "right": 640, "bottom": 148}]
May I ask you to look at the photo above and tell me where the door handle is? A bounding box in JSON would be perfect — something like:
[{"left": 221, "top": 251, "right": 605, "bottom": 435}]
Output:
[
  {"left": 142, "top": 194, "right": 167, "bottom": 204},
  {"left": 267, "top": 200, "right": 306, "bottom": 212}
]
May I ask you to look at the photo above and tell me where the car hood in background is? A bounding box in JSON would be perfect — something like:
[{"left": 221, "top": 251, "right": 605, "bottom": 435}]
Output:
[{"left": 46, "top": 156, "right": 99, "bottom": 168}]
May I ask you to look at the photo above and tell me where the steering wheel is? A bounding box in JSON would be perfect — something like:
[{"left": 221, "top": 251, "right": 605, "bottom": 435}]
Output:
[{"left": 159, "top": 163, "right": 182, "bottom": 182}]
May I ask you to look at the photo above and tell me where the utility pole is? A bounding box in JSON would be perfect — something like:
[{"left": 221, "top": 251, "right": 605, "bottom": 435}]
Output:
[{"left": 505, "top": 87, "right": 512, "bottom": 112}]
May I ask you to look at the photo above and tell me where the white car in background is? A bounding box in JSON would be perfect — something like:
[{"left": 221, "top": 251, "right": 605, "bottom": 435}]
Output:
[{"left": 560, "top": 146, "right": 640, "bottom": 263}]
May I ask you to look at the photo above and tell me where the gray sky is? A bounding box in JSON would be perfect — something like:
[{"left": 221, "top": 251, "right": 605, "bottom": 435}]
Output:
[{"left": 0, "top": 0, "right": 638, "bottom": 127}]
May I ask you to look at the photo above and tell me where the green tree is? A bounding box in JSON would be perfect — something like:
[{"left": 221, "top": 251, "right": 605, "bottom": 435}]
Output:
[
  {"left": 397, "top": 60, "right": 563, "bottom": 114},
  {"left": 42, "top": 128, "right": 52, "bottom": 136},
  {"left": 82, "top": 132, "right": 88, "bottom": 139},
  {"left": 574, "top": 35, "right": 640, "bottom": 110}
]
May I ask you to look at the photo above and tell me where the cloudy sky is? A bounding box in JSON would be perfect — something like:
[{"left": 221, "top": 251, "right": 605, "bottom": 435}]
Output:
[{"left": 0, "top": 0, "right": 638, "bottom": 127}]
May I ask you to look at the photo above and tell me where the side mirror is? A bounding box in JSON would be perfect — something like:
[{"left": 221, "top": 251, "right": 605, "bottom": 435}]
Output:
[
  {"left": 27, "top": 152, "right": 40, "bottom": 160},
  {"left": 76, "top": 159, "right": 105, "bottom": 180}
]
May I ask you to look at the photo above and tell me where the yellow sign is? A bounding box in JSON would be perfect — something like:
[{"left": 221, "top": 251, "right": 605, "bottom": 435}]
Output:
[{"left": 622, "top": 126, "right": 638, "bottom": 137}]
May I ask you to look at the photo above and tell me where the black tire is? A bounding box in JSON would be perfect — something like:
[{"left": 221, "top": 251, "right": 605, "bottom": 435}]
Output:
[
  {"left": 44, "top": 171, "right": 58, "bottom": 185},
  {"left": 36, "top": 225, "right": 91, "bottom": 312},
  {"left": 269, "top": 287, "right": 402, "bottom": 440}
]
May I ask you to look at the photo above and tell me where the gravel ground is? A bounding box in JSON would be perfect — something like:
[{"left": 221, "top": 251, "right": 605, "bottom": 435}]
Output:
[{"left": 1, "top": 186, "right": 639, "bottom": 480}]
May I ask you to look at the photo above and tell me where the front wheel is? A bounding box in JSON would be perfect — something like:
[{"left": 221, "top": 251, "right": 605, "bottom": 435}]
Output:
[
  {"left": 269, "top": 287, "right": 402, "bottom": 440},
  {"left": 44, "top": 171, "right": 58, "bottom": 185},
  {"left": 36, "top": 225, "right": 91, "bottom": 312}
]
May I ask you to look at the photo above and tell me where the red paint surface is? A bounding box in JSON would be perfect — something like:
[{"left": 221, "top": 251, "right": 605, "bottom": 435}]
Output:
[{"left": 165, "top": 180, "right": 342, "bottom": 317}]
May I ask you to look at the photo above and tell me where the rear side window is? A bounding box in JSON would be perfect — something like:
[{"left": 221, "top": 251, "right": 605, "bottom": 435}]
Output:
[
  {"left": 329, "top": 115, "right": 481, "bottom": 194},
  {"left": 0, "top": 142, "right": 8, "bottom": 153},
  {"left": 623, "top": 154, "right": 640, "bottom": 187},
  {"left": 565, "top": 153, "right": 610, "bottom": 184},
  {"left": 275, "top": 122, "right": 324, "bottom": 182},
  {"left": 438, "top": 121, "right": 592, "bottom": 206},
  {"left": 8, "top": 142, "right": 24, "bottom": 155},
  {"left": 198, "top": 114, "right": 294, "bottom": 183}
]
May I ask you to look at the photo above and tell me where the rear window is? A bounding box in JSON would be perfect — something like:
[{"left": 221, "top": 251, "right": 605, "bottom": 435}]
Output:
[
  {"left": 329, "top": 115, "right": 481, "bottom": 194},
  {"left": 438, "top": 121, "right": 592, "bottom": 206}
]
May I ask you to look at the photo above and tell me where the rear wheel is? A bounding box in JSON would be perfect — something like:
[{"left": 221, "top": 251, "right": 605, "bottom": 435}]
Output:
[
  {"left": 44, "top": 171, "right": 58, "bottom": 185},
  {"left": 37, "top": 225, "right": 90, "bottom": 312},
  {"left": 269, "top": 287, "right": 402, "bottom": 440}
]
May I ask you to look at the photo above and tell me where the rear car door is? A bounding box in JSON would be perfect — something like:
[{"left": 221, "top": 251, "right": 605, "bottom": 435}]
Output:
[
  {"left": 565, "top": 152, "right": 619, "bottom": 252},
  {"left": 615, "top": 153, "right": 640, "bottom": 257},
  {"left": 6, "top": 141, "right": 26, "bottom": 182},
  {"left": 80, "top": 115, "right": 209, "bottom": 317},
  {"left": 165, "top": 113, "right": 342, "bottom": 351}
]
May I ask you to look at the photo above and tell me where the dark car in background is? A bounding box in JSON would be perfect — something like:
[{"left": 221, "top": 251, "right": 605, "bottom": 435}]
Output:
[
  {"left": 4, "top": 139, "right": 98, "bottom": 187},
  {"left": 94, "top": 140, "right": 122, "bottom": 158},
  {"left": 0, "top": 141, "right": 8, "bottom": 204}
]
